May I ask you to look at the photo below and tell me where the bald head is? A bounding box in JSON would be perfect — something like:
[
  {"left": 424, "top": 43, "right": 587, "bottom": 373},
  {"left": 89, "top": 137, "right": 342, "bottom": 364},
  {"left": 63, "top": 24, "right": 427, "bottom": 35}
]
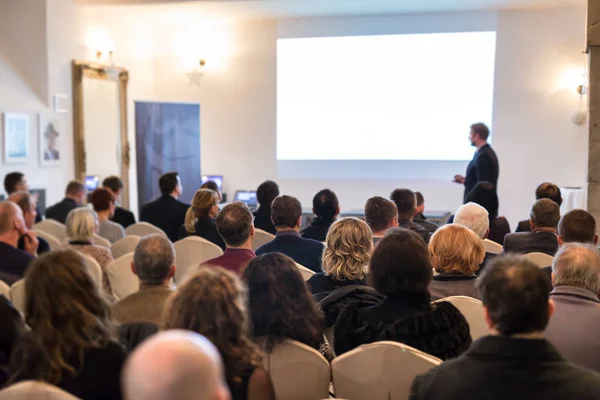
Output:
[
  {"left": 552, "top": 243, "right": 600, "bottom": 294},
  {"left": 0, "top": 201, "right": 24, "bottom": 237},
  {"left": 123, "top": 330, "right": 230, "bottom": 400}
]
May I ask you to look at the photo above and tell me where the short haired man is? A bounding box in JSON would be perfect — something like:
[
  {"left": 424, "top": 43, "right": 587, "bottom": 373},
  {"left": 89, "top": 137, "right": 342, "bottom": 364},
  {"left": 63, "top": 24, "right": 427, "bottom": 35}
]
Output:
[
  {"left": 140, "top": 172, "right": 189, "bottom": 242},
  {"left": 413, "top": 192, "right": 438, "bottom": 234},
  {"left": 364, "top": 196, "right": 398, "bottom": 245},
  {"left": 4, "top": 172, "right": 41, "bottom": 223},
  {"left": 112, "top": 234, "right": 176, "bottom": 325},
  {"left": 45, "top": 180, "right": 86, "bottom": 224},
  {"left": 253, "top": 180, "right": 279, "bottom": 235},
  {"left": 557, "top": 209, "right": 598, "bottom": 246},
  {"left": 103, "top": 175, "right": 136, "bottom": 229},
  {"left": 8, "top": 192, "right": 50, "bottom": 255},
  {"left": 390, "top": 189, "right": 431, "bottom": 243},
  {"left": 255, "top": 195, "right": 325, "bottom": 272},
  {"left": 202, "top": 202, "right": 256, "bottom": 275},
  {"left": 503, "top": 199, "right": 560, "bottom": 256},
  {"left": 516, "top": 183, "right": 563, "bottom": 232},
  {"left": 0, "top": 201, "right": 38, "bottom": 285},
  {"left": 410, "top": 256, "right": 600, "bottom": 400},
  {"left": 454, "top": 202, "right": 494, "bottom": 274},
  {"left": 301, "top": 189, "right": 340, "bottom": 242},
  {"left": 123, "top": 330, "right": 231, "bottom": 400}
]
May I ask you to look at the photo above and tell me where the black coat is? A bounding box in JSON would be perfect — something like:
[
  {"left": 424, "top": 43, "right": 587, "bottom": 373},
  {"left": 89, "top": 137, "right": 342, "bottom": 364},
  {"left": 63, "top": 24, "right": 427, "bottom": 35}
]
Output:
[
  {"left": 464, "top": 143, "right": 499, "bottom": 202},
  {"left": 140, "top": 195, "right": 189, "bottom": 242},
  {"left": 301, "top": 217, "right": 335, "bottom": 242},
  {"left": 315, "top": 285, "right": 384, "bottom": 329},
  {"left": 178, "top": 216, "right": 226, "bottom": 251},
  {"left": 515, "top": 219, "right": 531, "bottom": 232},
  {"left": 255, "top": 232, "right": 325, "bottom": 273},
  {"left": 503, "top": 231, "right": 558, "bottom": 256},
  {"left": 252, "top": 206, "right": 276, "bottom": 235},
  {"left": 45, "top": 198, "right": 79, "bottom": 224},
  {"left": 111, "top": 206, "right": 136, "bottom": 229}
]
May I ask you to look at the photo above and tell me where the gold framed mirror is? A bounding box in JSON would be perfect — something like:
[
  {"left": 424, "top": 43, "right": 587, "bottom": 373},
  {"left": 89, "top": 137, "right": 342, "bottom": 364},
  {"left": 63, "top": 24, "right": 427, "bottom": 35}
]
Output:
[{"left": 72, "top": 60, "right": 130, "bottom": 209}]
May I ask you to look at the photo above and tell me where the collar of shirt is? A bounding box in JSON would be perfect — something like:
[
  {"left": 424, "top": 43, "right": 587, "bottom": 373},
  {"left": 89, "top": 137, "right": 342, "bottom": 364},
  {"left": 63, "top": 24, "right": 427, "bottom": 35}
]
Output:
[
  {"left": 276, "top": 230, "right": 301, "bottom": 238},
  {"left": 223, "top": 248, "right": 256, "bottom": 257},
  {"left": 550, "top": 285, "right": 600, "bottom": 303}
]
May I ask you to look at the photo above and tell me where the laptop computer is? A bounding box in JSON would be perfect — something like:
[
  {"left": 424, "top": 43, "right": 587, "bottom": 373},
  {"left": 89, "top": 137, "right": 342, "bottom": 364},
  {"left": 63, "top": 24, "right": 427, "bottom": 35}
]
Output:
[{"left": 233, "top": 190, "right": 257, "bottom": 209}]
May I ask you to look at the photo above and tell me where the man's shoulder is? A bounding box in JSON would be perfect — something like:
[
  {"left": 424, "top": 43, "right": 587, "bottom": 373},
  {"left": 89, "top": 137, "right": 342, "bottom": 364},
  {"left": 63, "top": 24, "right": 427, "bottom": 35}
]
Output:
[{"left": 299, "top": 235, "right": 326, "bottom": 248}]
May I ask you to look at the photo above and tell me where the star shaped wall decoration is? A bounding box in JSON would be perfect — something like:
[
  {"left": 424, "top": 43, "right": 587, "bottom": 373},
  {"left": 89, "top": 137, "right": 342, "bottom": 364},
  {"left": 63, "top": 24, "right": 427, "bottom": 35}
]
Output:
[{"left": 186, "top": 69, "right": 204, "bottom": 87}]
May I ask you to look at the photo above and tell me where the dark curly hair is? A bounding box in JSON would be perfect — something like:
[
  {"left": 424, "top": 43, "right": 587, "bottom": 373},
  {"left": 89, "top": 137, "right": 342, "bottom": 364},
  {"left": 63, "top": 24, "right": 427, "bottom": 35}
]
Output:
[{"left": 242, "top": 253, "right": 325, "bottom": 352}]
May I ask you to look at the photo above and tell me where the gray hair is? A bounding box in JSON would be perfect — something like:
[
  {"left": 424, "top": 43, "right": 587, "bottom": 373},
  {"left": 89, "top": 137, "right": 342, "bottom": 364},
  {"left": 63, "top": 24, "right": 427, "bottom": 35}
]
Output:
[
  {"left": 66, "top": 207, "right": 97, "bottom": 241},
  {"left": 133, "top": 234, "right": 175, "bottom": 284},
  {"left": 552, "top": 243, "right": 600, "bottom": 294},
  {"left": 454, "top": 202, "right": 489, "bottom": 239}
]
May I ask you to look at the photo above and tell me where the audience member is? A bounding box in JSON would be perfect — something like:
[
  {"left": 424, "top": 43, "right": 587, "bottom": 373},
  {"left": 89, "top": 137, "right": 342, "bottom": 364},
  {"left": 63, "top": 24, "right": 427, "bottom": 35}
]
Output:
[
  {"left": 413, "top": 191, "right": 438, "bottom": 233},
  {"left": 335, "top": 228, "right": 472, "bottom": 358},
  {"left": 255, "top": 195, "right": 325, "bottom": 272},
  {"left": 301, "top": 189, "right": 340, "bottom": 242},
  {"left": 8, "top": 192, "right": 50, "bottom": 255},
  {"left": 162, "top": 268, "right": 276, "bottom": 400},
  {"left": 458, "top": 181, "right": 510, "bottom": 244},
  {"left": 91, "top": 188, "right": 126, "bottom": 244},
  {"left": 454, "top": 202, "right": 495, "bottom": 274},
  {"left": 3, "top": 172, "right": 41, "bottom": 223},
  {"left": 558, "top": 209, "right": 598, "bottom": 246},
  {"left": 179, "top": 188, "right": 225, "bottom": 250},
  {"left": 428, "top": 224, "right": 484, "bottom": 300},
  {"left": 202, "top": 202, "right": 256, "bottom": 275},
  {"left": 102, "top": 176, "right": 136, "bottom": 229},
  {"left": 0, "top": 296, "right": 25, "bottom": 387},
  {"left": 9, "top": 250, "right": 126, "bottom": 400},
  {"left": 253, "top": 180, "right": 279, "bottom": 235},
  {"left": 243, "top": 253, "right": 333, "bottom": 361},
  {"left": 390, "top": 189, "right": 431, "bottom": 243},
  {"left": 503, "top": 198, "right": 559, "bottom": 256},
  {"left": 410, "top": 255, "right": 600, "bottom": 400},
  {"left": 0, "top": 201, "right": 37, "bottom": 285},
  {"left": 111, "top": 234, "right": 175, "bottom": 325},
  {"left": 201, "top": 180, "right": 222, "bottom": 202},
  {"left": 545, "top": 244, "right": 600, "bottom": 372},
  {"left": 123, "top": 330, "right": 231, "bottom": 400},
  {"left": 364, "top": 196, "right": 398, "bottom": 245},
  {"left": 516, "top": 183, "right": 563, "bottom": 232},
  {"left": 45, "top": 180, "right": 86, "bottom": 224},
  {"left": 140, "top": 172, "right": 189, "bottom": 242}
]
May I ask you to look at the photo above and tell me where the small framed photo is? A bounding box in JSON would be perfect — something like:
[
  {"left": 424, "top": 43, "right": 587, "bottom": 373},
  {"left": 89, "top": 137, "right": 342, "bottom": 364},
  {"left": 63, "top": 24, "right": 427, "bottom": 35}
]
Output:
[
  {"left": 39, "top": 114, "right": 62, "bottom": 167},
  {"left": 3, "top": 113, "right": 29, "bottom": 164}
]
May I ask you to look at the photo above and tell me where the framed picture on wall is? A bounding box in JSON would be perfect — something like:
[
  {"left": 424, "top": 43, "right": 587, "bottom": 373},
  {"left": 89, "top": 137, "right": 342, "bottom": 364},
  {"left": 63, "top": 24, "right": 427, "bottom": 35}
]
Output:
[
  {"left": 3, "top": 113, "right": 29, "bottom": 164},
  {"left": 38, "top": 114, "right": 62, "bottom": 167}
]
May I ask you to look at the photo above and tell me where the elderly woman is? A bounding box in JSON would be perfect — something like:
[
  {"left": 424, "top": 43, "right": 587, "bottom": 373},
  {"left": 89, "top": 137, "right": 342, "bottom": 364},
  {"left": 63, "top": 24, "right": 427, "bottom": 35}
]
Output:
[{"left": 428, "top": 223, "right": 485, "bottom": 300}]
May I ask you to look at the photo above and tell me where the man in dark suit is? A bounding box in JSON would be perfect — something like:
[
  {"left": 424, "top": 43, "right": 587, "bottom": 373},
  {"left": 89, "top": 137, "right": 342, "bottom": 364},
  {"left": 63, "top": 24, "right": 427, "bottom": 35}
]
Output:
[
  {"left": 0, "top": 201, "right": 38, "bottom": 285},
  {"left": 453, "top": 123, "right": 499, "bottom": 202},
  {"left": 390, "top": 189, "right": 431, "bottom": 243},
  {"left": 255, "top": 195, "right": 325, "bottom": 272},
  {"left": 4, "top": 172, "right": 42, "bottom": 223},
  {"left": 410, "top": 256, "right": 600, "bottom": 400},
  {"left": 103, "top": 176, "right": 136, "bottom": 229},
  {"left": 140, "top": 172, "right": 189, "bottom": 242},
  {"left": 364, "top": 196, "right": 398, "bottom": 246},
  {"left": 503, "top": 199, "right": 559, "bottom": 256},
  {"left": 252, "top": 180, "right": 279, "bottom": 235},
  {"left": 301, "top": 189, "right": 339, "bottom": 242},
  {"left": 413, "top": 191, "right": 438, "bottom": 234},
  {"left": 516, "top": 183, "right": 563, "bottom": 232},
  {"left": 45, "top": 180, "right": 86, "bottom": 224}
]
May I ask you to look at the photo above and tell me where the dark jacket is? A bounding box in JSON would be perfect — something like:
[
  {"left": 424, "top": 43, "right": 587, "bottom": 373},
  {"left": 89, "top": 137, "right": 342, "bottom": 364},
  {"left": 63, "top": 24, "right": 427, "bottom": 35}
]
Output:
[
  {"left": 503, "top": 231, "right": 558, "bottom": 256},
  {"left": 515, "top": 219, "right": 531, "bottom": 232},
  {"left": 307, "top": 273, "right": 366, "bottom": 295},
  {"left": 45, "top": 198, "right": 79, "bottom": 224},
  {"left": 464, "top": 143, "right": 499, "bottom": 202},
  {"left": 111, "top": 206, "right": 136, "bottom": 229},
  {"left": 410, "top": 336, "right": 600, "bottom": 400},
  {"left": 413, "top": 213, "right": 438, "bottom": 234},
  {"left": 447, "top": 214, "right": 509, "bottom": 245},
  {"left": 0, "top": 242, "right": 34, "bottom": 285},
  {"left": 140, "top": 194, "right": 189, "bottom": 242},
  {"left": 18, "top": 236, "right": 50, "bottom": 255},
  {"left": 399, "top": 220, "right": 431, "bottom": 243},
  {"left": 315, "top": 285, "right": 384, "bottom": 328},
  {"left": 178, "top": 216, "right": 226, "bottom": 250},
  {"left": 301, "top": 217, "right": 335, "bottom": 242},
  {"left": 253, "top": 206, "right": 276, "bottom": 235},
  {"left": 0, "top": 295, "right": 24, "bottom": 387},
  {"left": 255, "top": 231, "right": 325, "bottom": 272},
  {"left": 429, "top": 273, "right": 481, "bottom": 301},
  {"left": 334, "top": 293, "right": 472, "bottom": 359}
]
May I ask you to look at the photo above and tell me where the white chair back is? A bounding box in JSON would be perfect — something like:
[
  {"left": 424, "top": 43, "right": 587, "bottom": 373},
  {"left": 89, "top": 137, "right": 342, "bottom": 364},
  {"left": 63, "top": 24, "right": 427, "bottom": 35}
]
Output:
[
  {"left": 258, "top": 338, "right": 330, "bottom": 400},
  {"left": 111, "top": 235, "right": 142, "bottom": 259},
  {"left": 92, "top": 234, "right": 111, "bottom": 248},
  {"left": 125, "top": 222, "right": 166, "bottom": 238},
  {"left": 81, "top": 255, "right": 103, "bottom": 288},
  {"left": 252, "top": 229, "right": 275, "bottom": 251},
  {"left": 32, "top": 229, "right": 62, "bottom": 251},
  {"left": 105, "top": 253, "right": 138, "bottom": 301},
  {"left": 33, "top": 219, "right": 67, "bottom": 242},
  {"left": 524, "top": 252, "right": 554, "bottom": 268},
  {"left": 332, "top": 341, "right": 442, "bottom": 400},
  {"left": 9, "top": 280, "right": 26, "bottom": 313},
  {"left": 174, "top": 236, "right": 223, "bottom": 284},
  {"left": 0, "top": 280, "right": 10, "bottom": 298},
  {"left": 0, "top": 381, "right": 81, "bottom": 399},
  {"left": 295, "top": 263, "right": 315, "bottom": 281},
  {"left": 483, "top": 238, "right": 503, "bottom": 254},
  {"left": 433, "top": 295, "right": 487, "bottom": 340}
]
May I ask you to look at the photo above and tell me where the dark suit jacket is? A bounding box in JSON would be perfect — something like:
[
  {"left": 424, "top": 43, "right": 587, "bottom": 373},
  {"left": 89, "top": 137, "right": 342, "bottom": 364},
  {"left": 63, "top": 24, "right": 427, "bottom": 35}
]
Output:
[
  {"left": 253, "top": 206, "right": 276, "bottom": 235},
  {"left": 178, "top": 216, "right": 226, "bottom": 251},
  {"left": 516, "top": 219, "right": 531, "bottom": 232},
  {"left": 410, "top": 336, "right": 600, "bottom": 400},
  {"left": 140, "top": 195, "right": 189, "bottom": 242},
  {"left": 45, "top": 198, "right": 79, "bottom": 224},
  {"left": 111, "top": 206, "right": 136, "bottom": 229},
  {"left": 0, "top": 242, "right": 34, "bottom": 285},
  {"left": 487, "top": 217, "right": 511, "bottom": 245},
  {"left": 503, "top": 231, "right": 558, "bottom": 256},
  {"left": 301, "top": 217, "right": 335, "bottom": 242},
  {"left": 399, "top": 219, "right": 431, "bottom": 243},
  {"left": 464, "top": 143, "right": 499, "bottom": 201},
  {"left": 413, "top": 213, "right": 438, "bottom": 234},
  {"left": 255, "top": 231, "right": 325, "bottom": 272}
]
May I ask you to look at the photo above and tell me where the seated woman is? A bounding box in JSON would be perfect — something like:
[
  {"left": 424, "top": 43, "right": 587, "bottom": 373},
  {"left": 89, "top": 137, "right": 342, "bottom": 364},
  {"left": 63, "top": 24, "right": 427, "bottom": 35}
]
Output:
[
  {"left": 9, "top": 250, "right": 126, "bottom": 399},
  {"left": 162, "top": 267, "right": 275, "bottom": 400},
  {"left": 428, "top": 224, "right": 484, "bottom": 300},
  {"left": 0, "top": 295, "right": 24, "bottom": 387},
  {"left": 243, "top": 253, "right": 333, "bottom": 361},
  {"left": 178, "top": 189, "right": 225, "bottom": 250},
  {"left": 334, "top": 228, "right": 472, "bottom": 359},
  {"left": 91, "top": 188, "right": 125, "bottom": 244}
]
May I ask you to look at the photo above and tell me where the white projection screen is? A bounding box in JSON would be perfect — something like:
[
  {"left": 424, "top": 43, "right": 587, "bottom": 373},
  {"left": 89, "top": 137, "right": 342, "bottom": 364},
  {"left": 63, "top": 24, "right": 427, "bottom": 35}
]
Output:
[{"left": 276, "top": 31, "right": 497, "bottom": 161}]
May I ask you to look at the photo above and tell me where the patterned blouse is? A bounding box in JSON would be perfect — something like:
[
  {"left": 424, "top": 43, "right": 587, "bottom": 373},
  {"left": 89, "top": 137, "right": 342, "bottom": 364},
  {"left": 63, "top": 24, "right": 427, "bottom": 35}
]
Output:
[{"left": 63, "top": 242, "right": 115, "bottom": 302}]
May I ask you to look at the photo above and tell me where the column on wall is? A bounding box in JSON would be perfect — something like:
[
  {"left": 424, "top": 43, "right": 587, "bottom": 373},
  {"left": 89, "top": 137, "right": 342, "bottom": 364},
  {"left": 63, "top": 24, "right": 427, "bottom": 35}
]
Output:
[{"left": 588, "top": 0, "right": 600, "bottom": 223}]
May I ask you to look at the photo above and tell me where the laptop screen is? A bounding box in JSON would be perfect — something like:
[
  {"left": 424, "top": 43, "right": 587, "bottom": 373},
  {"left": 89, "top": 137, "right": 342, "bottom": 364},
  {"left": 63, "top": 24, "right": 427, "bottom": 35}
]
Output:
[
  {"left": 201, "top": 175, "right": 223, "bottom": 191},
  {"left": 234, "top": 191, "right": 257, "bottom": 206},
  {"left": 85, "top": 176, "right": 100, "bottom": 191}
]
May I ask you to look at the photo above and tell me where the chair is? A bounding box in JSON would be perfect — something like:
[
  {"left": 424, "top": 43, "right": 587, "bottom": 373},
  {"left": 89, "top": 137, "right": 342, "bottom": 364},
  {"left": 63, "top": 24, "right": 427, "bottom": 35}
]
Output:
[
  {"left": 252, "top": 229, "right": 275, "bottom": 251},
  {"left": 105, "top": 252, "right": 138, "bottom": 301},
  {"left": 483, "top": 238, "right": 503, "bottom": 254},
  {"left": 295, "top": 263, "right": 315, "bottom": 281},
  {"left": 524, "top": 252, "right": 554, "bottom": 268},
  {"left": 111, "top": 235, "right": 141, "bottom": 259},
  {"left": 433, "top": 295, "right": 487, "bottom": 340},
  {"left": 0, "top": 381, "right": 80, "bottom": 399},
  {"left": 173, "top": 236, "right": 224, "bottom": 284},
  {"left": 0, "top": 280, "right": 10, "bottom": 298},
  {"left": 332, "top": 341, "right": 442, "bottom": 400},
  {"left": 33, "top": 219, "right": 68, "bottom": 242},
  {"left": 257, "top": 338, "right": 330, "bottom": 400},
  {"left": 125, "top": 222, "right": 166, "bottom": 238},
  {"left": 9, "top": 279, "right": 26, "bottom": 313},
  {"left": 81, "top": 255, "right": 103, "bottom": 288},
  {"left": 32, "top": 229, "right": 62, "bottom": 251},
  {"left": 92, "top": 234, "right": 111, "bottom": 248}
]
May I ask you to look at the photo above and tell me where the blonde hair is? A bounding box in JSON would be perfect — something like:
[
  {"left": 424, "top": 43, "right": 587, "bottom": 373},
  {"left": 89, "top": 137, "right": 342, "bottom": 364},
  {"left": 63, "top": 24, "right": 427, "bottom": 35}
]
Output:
[
  {"left": 184, "top": 189, "right": 219, "bottom": 233},
  {"left": 429, "top": 223, "right": 485, "bottom": 275},
  {"left": 66, "top": 208, "right": 97, "bottom": 242},
  {"left": 322, "top": 217, "right": 373, "bottom": 281}
]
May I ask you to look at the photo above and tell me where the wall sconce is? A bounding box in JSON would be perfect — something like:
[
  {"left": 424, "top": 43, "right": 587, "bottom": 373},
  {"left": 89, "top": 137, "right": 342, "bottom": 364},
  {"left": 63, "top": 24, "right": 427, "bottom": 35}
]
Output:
[
  {"left": 186, "top": 59, "right": 206, "bottom": 88},
  {"left": 572, "top": 67, "right": 588, "bottom": 127},
  {"left": 95, "top": 49, "right": 115, "bottom": 66}
]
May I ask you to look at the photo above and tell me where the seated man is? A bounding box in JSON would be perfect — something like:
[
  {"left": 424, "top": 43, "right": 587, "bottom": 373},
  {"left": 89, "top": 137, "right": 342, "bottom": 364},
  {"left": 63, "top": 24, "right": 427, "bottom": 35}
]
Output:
[
  {"left": 140, "top": 172, "right": 189, "bottom": 242},
  {"left": 202, "top": 202, "right": 256, "bottom": 275},
  {"left": 410, "top": 256, "right": 600, "bottom": 400},
  {"left": 0, "top": 201, "right": 37, "bottom": 285},
  {"left": 413, "top": 191, "right": 438, "bottom": 234},
  {"left": 256, "top": 195, "right": 325, "bottom": 272},
  {"left": 301, "top": 189, "right": 339, "bottom": 242},
  {"left": 4, "top": 172, "right": 41, "bottom": 223},
  {"left": 45, "top": 180, "right": 86, "bottom": 224},
  {"left": 102, "top": 176, "right": 136, "bottom": 229},
  {"left": 516, "top": 183, "right": 562, "bottom": 232},
  {"left": 557, "top": 209, "right": 598, "bottom": 246},
  {"left": 545, "top": 244, "right": 600, "bottom": 372},
  {"left": 454, "top": 202, "right": 493, "bottom": 274},
  {"left": 253, "top": 180, "right": 279, "bottom": 235},
  {"left": 364, "top": 196, "right": 398, "bottom": 245},
  {"left": 112, "top": 234, "right": 176, "bottom": 325},
  {"left": 503, "top": 198, "right": 559, "bottom": 256},
  {"left": 8, "top": 192, "right": 50, "bottom": 255},
  {"left": 390, "top": 189, "right": 431, "bottom": 243}
]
